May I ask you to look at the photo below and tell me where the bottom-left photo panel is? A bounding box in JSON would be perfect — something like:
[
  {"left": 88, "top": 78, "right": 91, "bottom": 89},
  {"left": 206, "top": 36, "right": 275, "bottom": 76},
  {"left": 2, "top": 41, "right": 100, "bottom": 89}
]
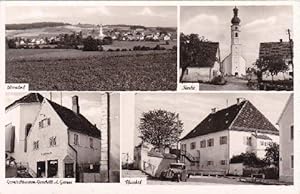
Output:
[{"left": 5, "top": 92, "right": 120, "bottom": 183}]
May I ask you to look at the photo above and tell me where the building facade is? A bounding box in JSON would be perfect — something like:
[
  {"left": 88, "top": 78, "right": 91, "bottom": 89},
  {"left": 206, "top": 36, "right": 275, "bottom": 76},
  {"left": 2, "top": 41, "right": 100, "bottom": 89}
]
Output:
[
  {"left": 277, "top": 94, "right": 293, "bottom": 183},
  {"left": 180, "top": 99, "right": 279, "bottom": 174},
  {"left": 5, "top": 93, "right": 102, "bottom": 181},
  {"left": 222, "top": 7, "right": 246, "bottom": 77}
]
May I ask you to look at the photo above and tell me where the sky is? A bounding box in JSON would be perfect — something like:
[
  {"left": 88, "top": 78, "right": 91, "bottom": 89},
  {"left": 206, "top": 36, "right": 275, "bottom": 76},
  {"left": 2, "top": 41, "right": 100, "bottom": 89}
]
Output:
[
  {"left": 181, "top": 6, "right": 293, "bottom": 67},
  {"left": 120, "top": 92, "right": 291, "bottom": 159},
  {"left": 5, "top": 6, "right": 177, "bottom": 27}
]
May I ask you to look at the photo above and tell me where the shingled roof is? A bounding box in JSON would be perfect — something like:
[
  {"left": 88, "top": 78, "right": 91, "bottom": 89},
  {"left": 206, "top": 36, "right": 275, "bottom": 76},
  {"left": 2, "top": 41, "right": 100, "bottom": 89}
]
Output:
[
  {"left": 47, "top": 99, "right": 101, "bottom": 139},
  {"left": 259, "top": 41, "right": 293, "bottom": 59},
  {"left": 181, "top": 100, "right": 278, "bottom": 141},
  {"left": 6, "top": 93, "right": 44, "bottom": 110}
]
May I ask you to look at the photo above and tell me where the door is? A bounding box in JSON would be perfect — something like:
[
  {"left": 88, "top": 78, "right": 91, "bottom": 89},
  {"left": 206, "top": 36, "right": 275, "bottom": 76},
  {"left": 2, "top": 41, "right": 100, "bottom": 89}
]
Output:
[
  {"left": 65, "top": 163, "right": 74, "bottom": 178},
  {"left": 47, "top": 160, "right": 58, "bottom": 178},
  {"left": 37, "top": 161, "right": 46, "bottom": 178}
]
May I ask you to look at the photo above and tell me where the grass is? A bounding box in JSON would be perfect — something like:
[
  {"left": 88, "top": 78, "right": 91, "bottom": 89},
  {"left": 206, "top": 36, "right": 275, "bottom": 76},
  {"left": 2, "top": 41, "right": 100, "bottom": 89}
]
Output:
[{"left": 6, "top": 49, "right": 177, "bottom": 91}]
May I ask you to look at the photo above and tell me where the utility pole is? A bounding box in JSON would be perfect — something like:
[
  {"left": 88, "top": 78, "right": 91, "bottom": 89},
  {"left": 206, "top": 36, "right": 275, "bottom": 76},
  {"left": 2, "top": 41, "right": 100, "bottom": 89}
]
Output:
[{"left": 287, "top": 29, "right": 294, "bottom": 71}]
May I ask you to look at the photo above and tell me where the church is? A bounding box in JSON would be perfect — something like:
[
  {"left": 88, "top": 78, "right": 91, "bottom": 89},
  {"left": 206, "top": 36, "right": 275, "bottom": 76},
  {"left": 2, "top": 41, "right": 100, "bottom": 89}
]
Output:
[{"left": 222, "top": 7, "right": 246, "bottom": 77}]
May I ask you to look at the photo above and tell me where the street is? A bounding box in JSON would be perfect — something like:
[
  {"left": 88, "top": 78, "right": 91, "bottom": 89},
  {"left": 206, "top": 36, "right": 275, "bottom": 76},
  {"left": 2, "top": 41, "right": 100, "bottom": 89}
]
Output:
[
  {"left": 198, "top": 77, "right": 253, "bottom": 91},
  {"left": 147, "top": 175, "right": 254, "bottom": 185}
]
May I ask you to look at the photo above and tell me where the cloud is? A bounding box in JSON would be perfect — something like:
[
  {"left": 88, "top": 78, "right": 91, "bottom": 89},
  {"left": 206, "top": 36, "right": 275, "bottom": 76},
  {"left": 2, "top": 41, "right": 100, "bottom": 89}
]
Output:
[
  {"left": 244, "top": 16, "right": 277, "bottom": 30},
  {"left": 136, "top": 7, "right": 164, "bottom": 17},
  {"left": 81, "top": 6, "right": 112, "bottom": 16}
]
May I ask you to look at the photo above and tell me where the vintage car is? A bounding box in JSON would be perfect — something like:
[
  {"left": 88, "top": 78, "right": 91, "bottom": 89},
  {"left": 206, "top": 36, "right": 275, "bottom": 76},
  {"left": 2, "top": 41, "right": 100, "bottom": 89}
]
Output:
[{"left": 160, "top": 163, "right": 188, "bottom": 182}]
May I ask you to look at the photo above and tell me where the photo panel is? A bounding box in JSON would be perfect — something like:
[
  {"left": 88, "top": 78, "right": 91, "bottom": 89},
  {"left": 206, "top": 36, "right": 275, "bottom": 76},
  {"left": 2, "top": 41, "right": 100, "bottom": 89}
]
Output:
[{"left": 121, "top": 92, "right": 294, "bottom": 185}]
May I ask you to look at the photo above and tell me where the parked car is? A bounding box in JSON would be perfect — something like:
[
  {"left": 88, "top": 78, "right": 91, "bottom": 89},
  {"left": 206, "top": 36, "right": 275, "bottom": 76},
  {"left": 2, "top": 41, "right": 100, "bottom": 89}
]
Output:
[{"left": 160, "top": 163, "right": 188, "bottom": 182}]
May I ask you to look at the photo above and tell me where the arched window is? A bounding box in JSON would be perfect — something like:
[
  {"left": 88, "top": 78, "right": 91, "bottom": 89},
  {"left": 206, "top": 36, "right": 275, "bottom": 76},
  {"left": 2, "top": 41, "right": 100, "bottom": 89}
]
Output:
[
  {"left": 235, "top": 27, "right": 238, "bottom": 30},
  {"left": 235, "top": 33, "right": 238, "bottom": 37}
]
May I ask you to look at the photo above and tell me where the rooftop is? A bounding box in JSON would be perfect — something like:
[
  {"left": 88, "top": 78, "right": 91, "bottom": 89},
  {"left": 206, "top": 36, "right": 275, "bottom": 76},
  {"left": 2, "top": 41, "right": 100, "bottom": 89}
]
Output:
[{"left": 6, "top": 93, "right": 44, "bottom": 111}]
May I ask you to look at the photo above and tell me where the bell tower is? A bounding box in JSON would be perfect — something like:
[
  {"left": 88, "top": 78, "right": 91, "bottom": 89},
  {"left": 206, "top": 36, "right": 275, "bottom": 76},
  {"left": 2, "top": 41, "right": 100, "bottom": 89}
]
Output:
[{"left": 230, "top": 7, "right": 243, "bottom": 76}]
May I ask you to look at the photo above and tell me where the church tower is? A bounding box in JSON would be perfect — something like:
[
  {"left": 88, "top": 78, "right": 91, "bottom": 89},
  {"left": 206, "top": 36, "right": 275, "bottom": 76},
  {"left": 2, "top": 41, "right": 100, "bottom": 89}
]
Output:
[
  {"left": 99, "top": 24, "right": 105, "bottom": 40},
  {"left": 222, "top": 7, "right": 246, "bottom": 77}
]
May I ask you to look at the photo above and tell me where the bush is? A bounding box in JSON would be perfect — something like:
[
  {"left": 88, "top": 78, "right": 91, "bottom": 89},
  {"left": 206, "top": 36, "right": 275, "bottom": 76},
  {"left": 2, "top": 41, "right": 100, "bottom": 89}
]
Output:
[
  {"left": 115, "top": 48, "right": 120, "bottom": 52},
  {"left": 210, "top": 75, "right": 226, "bottom": 85},
  {"left": 230, "top": 152, "right": 266, "bottom": 167},
  {"left": 107, "top": 49, "right": 114, "bottom": 52},
  {"left": 121, "top": 48, "right": 127, "bottom": 51},
  {"left": 83, "top": 36, "right": 99, "bottom": 51}
]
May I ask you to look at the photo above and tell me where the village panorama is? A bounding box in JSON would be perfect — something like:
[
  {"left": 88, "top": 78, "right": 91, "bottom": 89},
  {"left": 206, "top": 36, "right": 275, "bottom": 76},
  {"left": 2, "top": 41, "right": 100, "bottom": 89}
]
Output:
[{"left": 5, "top": 6, "right": 177, "bottom": 91}]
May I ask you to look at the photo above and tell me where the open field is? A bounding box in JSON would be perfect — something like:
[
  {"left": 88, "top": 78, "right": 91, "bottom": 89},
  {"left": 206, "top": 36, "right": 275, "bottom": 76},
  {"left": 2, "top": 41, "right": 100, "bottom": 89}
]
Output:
[
  {"left": 6, "top": 49, "right": 177, "bottom": 91},
  {"left": 103, "top": 40, "right": 177, "bottom": 50}
]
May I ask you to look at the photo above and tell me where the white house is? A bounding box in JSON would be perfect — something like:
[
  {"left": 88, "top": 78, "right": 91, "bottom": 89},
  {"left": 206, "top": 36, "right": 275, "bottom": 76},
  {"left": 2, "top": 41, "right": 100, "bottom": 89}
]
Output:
[
  {"left": 180, "top": 42, "right": 221, "bottom": 82},
  {"left": 277, "top": 94, "right": 293, "bottom": 183},
  {"left": 5, "top": 93, "right": 102, "bottom": 181},
  {"left": 180, "top": 98, "right": 279, "bottom": 174},
  {"left": 222, "top": 7, "right": 246, "bottom": 77}
]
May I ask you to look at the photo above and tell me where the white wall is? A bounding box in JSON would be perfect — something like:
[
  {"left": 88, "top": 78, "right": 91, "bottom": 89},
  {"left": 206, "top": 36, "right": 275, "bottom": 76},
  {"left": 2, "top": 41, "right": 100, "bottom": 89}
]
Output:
[
  {"left": 278, "top": 96, "right": 293, "bottom": 182},
  {"left": 27, "top": 100, "right": 69, "bottom": 178},
  {"left": 68, "top": 131, "right": 101, "bottom": 164},
  {"left": 5, "top": 103, "right": 41, "bottom": 164},
  {"left": 181, "top": 130, "right": 229, "bottom": 171}
]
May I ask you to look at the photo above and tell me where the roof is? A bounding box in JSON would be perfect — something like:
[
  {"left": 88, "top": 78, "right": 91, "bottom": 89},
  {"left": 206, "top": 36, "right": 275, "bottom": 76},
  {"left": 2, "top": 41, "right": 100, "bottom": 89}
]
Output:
[
  {"left": 259, "top": 41, "right": 293, "bottom": 59},
  {"left": 182, "top": 42, "right": 219, "bottom": 68},
  {"left": 47, "top": 99, "right": 101, "bottom": 139},
  {"left": 181, "top": 100, "right": 278, "bottom": 141},
  {"left": 147, "top": 149, "right": 177, "bottom": 159},
  {"left": 252, "top": 134, "right": 272, "bottom": 140},
  {"left": 6, "top": 93, "right": 44, "bottom": 110}
]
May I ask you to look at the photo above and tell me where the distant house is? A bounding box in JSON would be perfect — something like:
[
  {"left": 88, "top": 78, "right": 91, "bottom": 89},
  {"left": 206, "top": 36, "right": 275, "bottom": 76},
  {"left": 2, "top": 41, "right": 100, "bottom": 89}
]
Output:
[
  {"left": 180, "top": 42, "right": 221, "bottom": 82},
  {"left": 259, "top": 39, "right": 293, "bottom": 80},
  {"left": 180, "top": 98, "right": 279, "bottom": 174},
  {"left": 277, "top": 94, "right": 293, "bottom": 183}
]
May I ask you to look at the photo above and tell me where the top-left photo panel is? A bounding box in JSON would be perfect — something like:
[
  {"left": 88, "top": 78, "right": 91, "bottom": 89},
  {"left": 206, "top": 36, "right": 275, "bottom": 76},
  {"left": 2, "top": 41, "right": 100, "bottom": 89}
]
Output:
[{"left": 5, "top": 5, "right": 177, "bottom": 91}]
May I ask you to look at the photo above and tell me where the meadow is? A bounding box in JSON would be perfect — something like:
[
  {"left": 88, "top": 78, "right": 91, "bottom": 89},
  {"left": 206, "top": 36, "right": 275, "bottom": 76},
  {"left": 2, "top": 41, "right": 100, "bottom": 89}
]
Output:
[{"left": 6, "top": 49, "right": 177, "bottom": 91}]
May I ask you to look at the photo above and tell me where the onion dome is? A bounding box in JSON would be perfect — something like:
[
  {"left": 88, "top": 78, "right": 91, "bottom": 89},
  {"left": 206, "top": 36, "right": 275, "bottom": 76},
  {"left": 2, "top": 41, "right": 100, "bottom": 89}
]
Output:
[{"left": 231, "top": 7, "right": 241, "bottom": 25}]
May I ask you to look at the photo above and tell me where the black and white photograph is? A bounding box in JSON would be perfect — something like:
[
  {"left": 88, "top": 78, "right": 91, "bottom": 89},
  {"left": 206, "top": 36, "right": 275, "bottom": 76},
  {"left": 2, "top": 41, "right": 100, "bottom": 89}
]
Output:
[
  {"left": 5, "top": 5, "right": 177, "bottom": 91},
  {"left": 121, "top": 93, "right": 293, "bottom": 185},
  {"left": 5, "top": 92, "right": 120, "bottom": 183},
  {"left": 180, "top": 6, "right": 293, "bottom": 91}
]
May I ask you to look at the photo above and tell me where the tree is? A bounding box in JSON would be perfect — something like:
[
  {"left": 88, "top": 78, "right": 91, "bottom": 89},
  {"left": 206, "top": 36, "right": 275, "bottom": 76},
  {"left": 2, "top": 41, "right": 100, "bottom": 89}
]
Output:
[
  {"left": 138, "top": 109, "right": 183, "bottom": 149},
  {"left": 180, "top": 33, "right": 218, "bottom": 82},
  {"left": 264, "top": 142, "right": 279, "bottom": 167},
  {"left": 230, "top": 152, "right": 266, "bottom": 167},
  {"left": 254, "top": 57, "right": 289, "bottom": 82},
  {"left": 82, "top": 36, "right": 99, "bottom": 51}
]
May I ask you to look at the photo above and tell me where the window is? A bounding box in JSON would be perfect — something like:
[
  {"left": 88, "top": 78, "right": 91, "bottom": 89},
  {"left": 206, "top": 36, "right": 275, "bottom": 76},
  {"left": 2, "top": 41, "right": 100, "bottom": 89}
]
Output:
[
  {"left": 291, "top": 155, "right": 294, "bottom": 169},
  {"left": 39, "top": 118, "right": 51, "bottom": 129},
  {"left": 207, "top": 161, "right": 214, "bottom": 166},
  {"left": 74, "top": 134, "right": 79, "bottom": 145},
  {"left": 244, "top": 137, "right": 252, "bottom": 146},
  {"left": 89, "top": 138, "right": 94, "bottom": 149},
  {"left": 49, "top": 136, "right": 56, "bottom": 147},
  {"left": 291, "top": 125, "right": 294, "bottom": 140},
  {"left": 220, "top": 160, "right": 227, "bottom": 165},
  {"left": 260, "top": 141, "right": 264, "bottom": 146},
  {"left": 190, "top": 142, "right": 196, "bottom": 150},
  {"left": 207, "top": 138, "right": 214, "bottom": 147},
  {"left": 33, "top": 141, "right": 39, "bottom": 150},
  {"left": 220, "top": 136, "right": 227, "bottom": 145},
  {"left": 235, "top": 32, "right": 238, "bottom": 37},
  {"left": 181, "top": 144, "right": 186, "bottom": 152},
  {"left": 235, "top": 27, "right": 238, "bottom": 30},
  {"left": 200, "top": 140, "right": 206, "bottom": 148}
]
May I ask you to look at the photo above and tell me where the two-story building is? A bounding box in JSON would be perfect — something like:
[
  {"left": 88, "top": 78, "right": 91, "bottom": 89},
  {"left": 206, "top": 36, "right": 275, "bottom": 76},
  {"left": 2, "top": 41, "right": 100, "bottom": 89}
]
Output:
[
  {"left": 180, "top": 98, "right": 279, "bottom": 174},
  {"left": 5, "top": 93, "right": 101, "bottom": 180},
  {"left": 277, "top": 94, "right": 293, "bottom": 183}
]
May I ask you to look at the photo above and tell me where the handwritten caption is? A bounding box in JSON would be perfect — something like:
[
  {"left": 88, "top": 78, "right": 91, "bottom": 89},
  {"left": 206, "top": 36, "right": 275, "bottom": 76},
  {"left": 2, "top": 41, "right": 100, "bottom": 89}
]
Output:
[
  {"left": 6, "top": 179, "right": 75, "bottom": 185},
  {"left": 121, "top": 178, "right": 146, "bottom": 185},
  {"left": 6, "top": 84, "right": 29, "bottom": 92},
  {"left": 178, "top": 83, "right": 199, "bottom": 91}
]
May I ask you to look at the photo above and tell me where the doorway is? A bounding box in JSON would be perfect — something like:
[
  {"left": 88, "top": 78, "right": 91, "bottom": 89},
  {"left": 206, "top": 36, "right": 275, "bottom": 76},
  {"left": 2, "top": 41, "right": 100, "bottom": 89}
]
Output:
[
  {"left": 47, "top": 160, "right": 58, "bottom": 178},
  {"left": 65, "top": 163, "right": 74, "bottom": 178},
  {"left": 37, "top": 161, "right": 46, "bottom": 177}
]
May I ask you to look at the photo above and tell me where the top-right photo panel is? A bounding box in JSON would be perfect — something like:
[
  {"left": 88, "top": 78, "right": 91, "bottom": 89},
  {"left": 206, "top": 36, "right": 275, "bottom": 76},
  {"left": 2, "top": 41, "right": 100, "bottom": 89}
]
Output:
[{"left": 180, "top": 6, "right": 293, "bottom": 91}]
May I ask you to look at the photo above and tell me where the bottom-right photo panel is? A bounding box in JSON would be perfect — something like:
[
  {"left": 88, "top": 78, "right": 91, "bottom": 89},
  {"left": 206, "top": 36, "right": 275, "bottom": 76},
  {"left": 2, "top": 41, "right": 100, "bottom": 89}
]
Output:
[{"left": 121, "top": 92, "right": 293, "bottom": 185}]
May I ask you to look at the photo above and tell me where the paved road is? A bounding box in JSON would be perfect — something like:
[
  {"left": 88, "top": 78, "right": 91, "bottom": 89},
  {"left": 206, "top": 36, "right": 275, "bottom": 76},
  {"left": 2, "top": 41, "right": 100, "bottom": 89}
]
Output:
[
  {"left": 147, "top": 176, "right": 254, "bottom": 185},
  {"left": 199, "top": 77, "right": 252, "bottom": 91}
]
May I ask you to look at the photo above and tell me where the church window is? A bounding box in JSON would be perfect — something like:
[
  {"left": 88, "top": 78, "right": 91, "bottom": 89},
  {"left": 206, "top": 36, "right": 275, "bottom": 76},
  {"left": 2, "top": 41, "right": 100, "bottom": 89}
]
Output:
[
  {"left": 235, "top": 27, "right": 238, "bottom": 30},
  {"left": 235, "top": 33, "right": 238, "bottom": 37}
]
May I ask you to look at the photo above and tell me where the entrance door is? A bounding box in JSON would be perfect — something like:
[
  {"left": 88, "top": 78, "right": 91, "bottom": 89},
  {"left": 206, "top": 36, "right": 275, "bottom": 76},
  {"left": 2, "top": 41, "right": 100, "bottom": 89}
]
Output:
[
  {"left": 65, "top": 163, "right": 74, "bottom": 178},
  {"left": 37, "top": 161, "right": 46, "bottom": 177},
  {"left": 47, "top": 160, "right": 58, "bottom": 178}
]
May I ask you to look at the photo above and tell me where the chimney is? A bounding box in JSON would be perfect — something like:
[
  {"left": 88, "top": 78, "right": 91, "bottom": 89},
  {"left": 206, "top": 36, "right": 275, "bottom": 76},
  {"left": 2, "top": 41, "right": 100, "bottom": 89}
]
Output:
[
  {"left": 280, "top": 39, "right": 283, "bottom": 43},
  {"left": 211, "top": 108, "right": 216, "bottom": 113},
  {"left": 72, "top": 95, "right": 80, "bottom": 114}
]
